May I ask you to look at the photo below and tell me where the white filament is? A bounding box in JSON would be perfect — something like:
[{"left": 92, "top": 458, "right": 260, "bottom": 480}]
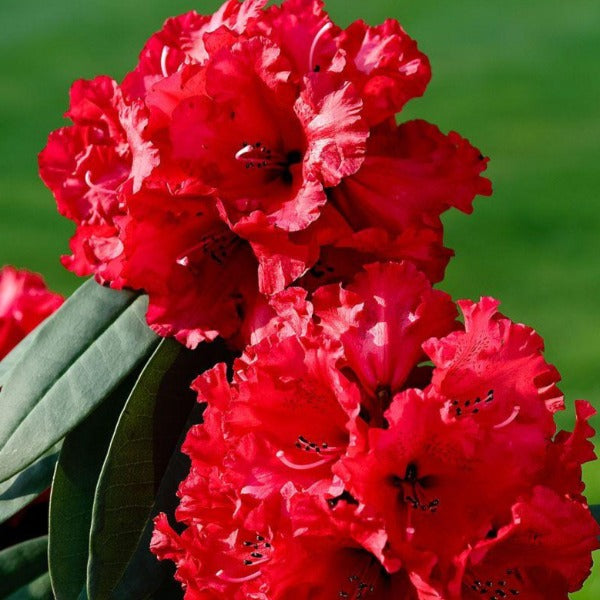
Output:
[
  {"left": 234, "top": 144, "right": 256, "bottom": 161},
  {"left": 493, "top": 406, "right": 521, "bottom": 430},
  {"left": 84, "top": 171, "right": 117, "bottom": 195},
  {"left": 276, "top": 450, "right": 333, "bottom": 471},
  {"left": 309, "top": 22, "right": 333, "bottom": 71},
  {"left": 161, "top": 46, "right": 170, "bottom": 78},
  {"left": 216, "top": 569, "right": 262, "bottom": 583}
]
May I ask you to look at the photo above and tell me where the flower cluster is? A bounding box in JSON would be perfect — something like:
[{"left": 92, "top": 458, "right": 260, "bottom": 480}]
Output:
[
  {"left": 39, "top": 0, "right": 491, "bottom": 348},
  {"left": 0, "top": 266, "right": 63, "bottom": 359},
  {"left": 151, "top": 262, "right": 598, "bottom": 598}
]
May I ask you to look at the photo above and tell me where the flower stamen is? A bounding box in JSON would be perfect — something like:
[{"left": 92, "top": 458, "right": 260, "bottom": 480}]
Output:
[
  {"left": 493, "top": 406, "right": 521, "bottom": 430},
  {"left": 309, "top": 22, "right": 333, "bottom": 72},
  {"left": 235, "top": 142, "right": 287, "bottom": 171},
  {"left": 276, "top": 450, "right": 334, "bottom": 470},
  {"left": 295, "top": 435, "right": 342, "bottom": 454},
  {"left": 161, "top": 46, "right": 170, "bottom": 78},
  {"left": 467, "top": 568, "right": 522, "bottom": 598},
  {"left": 216, "top": 569, "right": 262, "bottom": 583},
  {"left": 175, "top": 232, "right": 240, "bottom": 268},
  {"left": 339, "top": 554, "right": 380, "bottom": 599},
  {"left": 84, "top": 171, "right": 118, "bottom": 195}
]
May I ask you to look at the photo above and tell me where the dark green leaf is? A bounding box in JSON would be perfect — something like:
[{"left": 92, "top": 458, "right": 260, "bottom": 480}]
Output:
[
  {"left": 48, "top": 374, "right": 137, "bottom": 600},
  {"left": 87, "top": 339, "right": 231, "bottom": 600},
  {"left": 0, "top": 279, "right": 159, "bottom": 482},
  {"left": 0, "top": 536, "right": 48, "bottom": 597},
  {"left": 111, "top": 404, "right": 203, "bottom": 600},
  {"left": 0, "top": 443, "right": 61, "bottom": 525}
]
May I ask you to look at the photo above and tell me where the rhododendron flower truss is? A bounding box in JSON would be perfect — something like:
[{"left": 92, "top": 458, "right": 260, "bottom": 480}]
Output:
[
  {"left": 151, "top": 260, "right": 598, "bottom": 598},
  {"left": 39, "top": 0, "right": 492, "bottom": 346},
  {"left": 0, "top": 266, "right": 63, "bottom": 359}
]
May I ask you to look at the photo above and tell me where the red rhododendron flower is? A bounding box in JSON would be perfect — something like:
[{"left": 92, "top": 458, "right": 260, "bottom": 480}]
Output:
[
  {"left": 145, "top": 35, "right": 367, "bottom": 229},
  {"left": 0, "top": 266, "right": 63, "bottom": 359},
  {"left": 544, "top": 400, "right": 598, "bottom": 501},
  {"left": 329, "top": 119, "right": 491, "bottom": 236},
  {"left": 424, "top": 296, "right": 565, "bottom": 429},
  {"left": 455, "top": 487, "right": 599, "bottom": 600},
  {"left": 39, "top": 0, "right": 490, "bottom": 347},
  {"left": 150, "top": 261, "right": 598, "bottom": 598},
  {"left": 339, "top": 388, "right": 485, "bottom": 566},
  {"left": 38, "top": 76, "right": 157, "bottom": 285},
  {"left": 122, "top": 193, "right": 260, "bottom": 346},
  {"left": 313, "top": 261, "right": 458, "bottom": 411},
  {"left": 122, "top": 0, "right": 272, "bottom": 100}
]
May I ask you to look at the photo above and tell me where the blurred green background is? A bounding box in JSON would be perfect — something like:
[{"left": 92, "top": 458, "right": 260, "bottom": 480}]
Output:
[{"left": 0, "top": 0, "right": 598, "bottom": 596}]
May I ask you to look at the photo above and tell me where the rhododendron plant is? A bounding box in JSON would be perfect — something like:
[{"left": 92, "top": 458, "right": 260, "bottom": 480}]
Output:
[{"left": 0, "top": 1, "right": 596, "bottom": 599}]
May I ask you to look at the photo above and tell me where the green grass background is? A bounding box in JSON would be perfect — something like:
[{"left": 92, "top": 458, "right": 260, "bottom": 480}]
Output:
[{"left": 0, "top": 0, "right": 598, "bottom": 596}]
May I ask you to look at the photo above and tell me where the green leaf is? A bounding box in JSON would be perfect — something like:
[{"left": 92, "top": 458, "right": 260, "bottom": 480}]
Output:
[
  {"left": 5, "top": 572, "right": 53, "bottom": 600},
  {"left": 0, "top": 279, "right": 159, "bottom": 482},
  {"left": 0, "top": 536, "right": 48, "bottom": 597},
  {"left": 87, "top": 339, "right": 230, "bottom": 600},
  {"left": 0, "top": 442, "right": 61, "bottom": 525},
  {"left": 110, "top": 405, "right": 202, "bottom": 600},
  {"left": 590, "top": 504, "right": 600, "bottom": 526},
  {"left": 48, "top": 374, "right": 137, "bottom": 600}
]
